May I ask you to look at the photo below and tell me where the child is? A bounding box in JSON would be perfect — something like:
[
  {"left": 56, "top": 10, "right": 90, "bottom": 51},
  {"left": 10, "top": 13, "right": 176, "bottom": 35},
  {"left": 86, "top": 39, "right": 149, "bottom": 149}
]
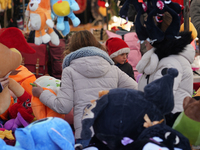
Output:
[
  {"left": 32, "top": 30, "right": 138, "bottom": 148},
  {"left": 106, "top": 37, "right": 135, "bottom": 80}
]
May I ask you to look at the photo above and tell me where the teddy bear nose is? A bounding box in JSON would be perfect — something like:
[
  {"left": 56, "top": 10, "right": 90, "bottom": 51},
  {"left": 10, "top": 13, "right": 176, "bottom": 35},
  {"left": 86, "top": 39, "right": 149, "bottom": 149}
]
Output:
[{"left": 30, "top": 3, "right": 33, "bottom": 7}]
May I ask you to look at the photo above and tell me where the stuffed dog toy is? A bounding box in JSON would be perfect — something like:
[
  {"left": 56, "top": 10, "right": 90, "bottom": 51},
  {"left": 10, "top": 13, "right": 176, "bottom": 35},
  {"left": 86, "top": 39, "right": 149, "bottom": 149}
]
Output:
[{"left": 25, "top": 0, "right": 60, "bottom": 46}]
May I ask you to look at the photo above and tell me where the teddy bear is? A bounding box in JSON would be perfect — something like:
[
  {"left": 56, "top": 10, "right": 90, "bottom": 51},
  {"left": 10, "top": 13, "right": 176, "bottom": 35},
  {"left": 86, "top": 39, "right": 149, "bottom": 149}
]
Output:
[
  {"left": 0, "top": 27, "right": 35, "bottom": 116},
  {"left": 25, "top": 0, "right": 60, "bottom": 46},
  {"left": 50, "top": 0, "right": 80, "bottom": 36},
  {"left": 80, "top": 68, "right": 179, "bottom": 149},
  {"left": 0, "top": 117, "right": 75, "bottom": 150},
  {"left": 173, "top": 94, "right": 200, "bottom": 149}
]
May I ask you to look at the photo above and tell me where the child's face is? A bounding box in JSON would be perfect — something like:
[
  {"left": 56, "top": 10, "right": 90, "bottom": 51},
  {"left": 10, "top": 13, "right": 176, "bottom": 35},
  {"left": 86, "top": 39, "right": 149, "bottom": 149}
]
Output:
[{"left": 113, "top": 53, "right": 127, "bottom": 65}]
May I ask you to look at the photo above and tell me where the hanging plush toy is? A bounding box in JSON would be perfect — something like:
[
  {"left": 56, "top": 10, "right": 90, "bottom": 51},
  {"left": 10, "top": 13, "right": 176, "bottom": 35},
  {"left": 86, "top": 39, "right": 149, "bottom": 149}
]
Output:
[
  {"left": 0, "top": 117, "right": 75, "bottom": 150},
  {"left": 25, "top": 0, "right": 60, "bottom": 46},
  {"left": 0, "top": 27, "right": 35, "bottom": 116},
  {"left": 51, "top": 0, "right": 81, "bottom": 36}
]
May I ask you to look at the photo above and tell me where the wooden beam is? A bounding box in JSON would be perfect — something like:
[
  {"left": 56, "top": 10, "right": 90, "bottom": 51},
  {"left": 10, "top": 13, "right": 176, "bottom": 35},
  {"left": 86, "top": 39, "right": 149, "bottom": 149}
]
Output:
[{"left": 184, "top": 0, "right": 189, "bottom": 31}]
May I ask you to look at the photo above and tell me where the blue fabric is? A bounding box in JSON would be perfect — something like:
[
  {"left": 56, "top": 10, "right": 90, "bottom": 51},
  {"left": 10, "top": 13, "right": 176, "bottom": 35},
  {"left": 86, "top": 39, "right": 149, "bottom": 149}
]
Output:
[
  {"left": 76, "top": 138, "right": 91, "bottom": 148},
  {"left": 62, "top": 46, "right": 114, "bottom": 69}
]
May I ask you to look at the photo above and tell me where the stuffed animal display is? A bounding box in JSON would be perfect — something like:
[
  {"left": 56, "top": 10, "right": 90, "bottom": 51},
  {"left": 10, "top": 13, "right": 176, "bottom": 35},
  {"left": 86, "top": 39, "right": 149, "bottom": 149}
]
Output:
[
  {"left": 81, "top": 68, "right": 183, "bottom": 149},
  {"left": 0, "top": 117, "right": 75, "bottom": 150},
  {"left": 51, "top": 0, "right": 81, "bottom": 36},
  {"left": 0, "top": 27, "right": 35, "bottom": 116},
  {"left": 25, "top": 0, "right": 60, "bottom": 46}
]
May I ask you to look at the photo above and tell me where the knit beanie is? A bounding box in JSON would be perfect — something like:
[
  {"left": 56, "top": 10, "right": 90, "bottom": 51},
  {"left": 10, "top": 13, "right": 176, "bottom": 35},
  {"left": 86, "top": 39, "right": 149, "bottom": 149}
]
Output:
[{"left": 106, "top": 37, "right": 130, "bottom": 59}]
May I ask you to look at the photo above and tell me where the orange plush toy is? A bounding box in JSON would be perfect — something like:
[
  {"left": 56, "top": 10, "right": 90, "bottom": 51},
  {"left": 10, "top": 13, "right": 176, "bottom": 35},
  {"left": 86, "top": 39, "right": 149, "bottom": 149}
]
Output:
[
  {"left": 0, "top": 27, "right": 35, "bottom": 118},
  {"left": 25, "top": 0, "right": 60, "bottom": 46}
]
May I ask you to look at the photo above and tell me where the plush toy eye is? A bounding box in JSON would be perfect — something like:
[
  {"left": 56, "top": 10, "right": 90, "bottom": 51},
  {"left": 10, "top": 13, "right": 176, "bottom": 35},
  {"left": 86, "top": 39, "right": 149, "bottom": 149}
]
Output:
[
  {"left": 174, "top": 136, "right": 180, "bottom": 145},
  {"left": 27, "top": 103, "right": 31, "bottom": 107},
  {"left": 165, "top": 132, "right": 180, "bottom": 145}
]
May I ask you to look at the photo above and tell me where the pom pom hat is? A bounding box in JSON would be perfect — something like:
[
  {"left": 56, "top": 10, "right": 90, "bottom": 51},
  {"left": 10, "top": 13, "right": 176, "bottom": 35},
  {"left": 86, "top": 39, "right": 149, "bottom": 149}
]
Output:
[{"left": 106, "top": 37, "right": 130, "bottom": 59}]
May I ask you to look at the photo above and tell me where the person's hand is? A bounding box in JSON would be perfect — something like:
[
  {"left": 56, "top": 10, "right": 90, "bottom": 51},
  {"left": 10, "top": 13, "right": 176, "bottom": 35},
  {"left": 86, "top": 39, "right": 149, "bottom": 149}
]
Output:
[
  {"left": 32, "top": 82, "right": 44, "bottom": 98},
  {"left": 0, "top": 77, "right": 9, "bottom": 89}
]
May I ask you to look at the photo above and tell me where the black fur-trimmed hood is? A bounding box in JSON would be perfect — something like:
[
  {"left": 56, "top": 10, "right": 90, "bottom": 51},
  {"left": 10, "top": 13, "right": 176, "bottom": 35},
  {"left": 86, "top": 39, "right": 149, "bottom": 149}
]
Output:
[{"left": 153, "top": 31, "right": 193, "bottom": 60}]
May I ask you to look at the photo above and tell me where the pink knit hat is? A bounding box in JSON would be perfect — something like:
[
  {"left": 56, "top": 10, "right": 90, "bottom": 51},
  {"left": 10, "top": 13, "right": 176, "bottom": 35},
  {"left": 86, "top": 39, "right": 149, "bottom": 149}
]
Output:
[{"left": 106, "top": 37, "right": 130, "bottom": 59}]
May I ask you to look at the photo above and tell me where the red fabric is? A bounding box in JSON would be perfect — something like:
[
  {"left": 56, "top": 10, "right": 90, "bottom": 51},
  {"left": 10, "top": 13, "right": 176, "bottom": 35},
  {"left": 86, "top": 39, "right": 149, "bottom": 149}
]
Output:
[
  {"left": 74, "top": 0, "right": 87, "bottom": 14},
  {"left": 193, "top": 82, "right": 200, "bottom": 91},
  {"left": 98, "top": 0, "right": 106, "bottom": 7},
  {"left": 172, "top": 0, "right": 183, "bottom": 6},
  {"left": 0, "top": 27, "right": 35, "bottom": 54},
  {"left": 106, "top": 37, "right": 130, "bottom": 56}
]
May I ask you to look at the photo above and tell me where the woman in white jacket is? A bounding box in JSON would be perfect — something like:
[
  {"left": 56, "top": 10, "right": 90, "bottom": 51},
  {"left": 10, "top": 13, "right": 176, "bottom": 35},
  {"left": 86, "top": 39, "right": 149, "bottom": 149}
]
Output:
[
  {"left": 136, "top": 32, "right": 195, "bottom": 127},
  {"left": 32, "top": 30, "right": 138, "bottom": 148}
]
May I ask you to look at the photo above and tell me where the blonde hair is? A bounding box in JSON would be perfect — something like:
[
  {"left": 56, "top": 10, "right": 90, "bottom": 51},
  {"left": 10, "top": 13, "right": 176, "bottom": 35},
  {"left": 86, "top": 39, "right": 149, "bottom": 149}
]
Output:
[{"left": 63, "top": 30, "right": 106, "bottom": 57}]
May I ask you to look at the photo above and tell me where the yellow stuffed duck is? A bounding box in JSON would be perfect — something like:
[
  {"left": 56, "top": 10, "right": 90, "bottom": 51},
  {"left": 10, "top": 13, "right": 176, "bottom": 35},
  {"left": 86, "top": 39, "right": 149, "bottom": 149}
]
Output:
[
  {"left": 25, "top": 0, "right": 60, "bottom": 46},
  {"left": 0, "top": 27, "right": 35, "bottom": 115}
]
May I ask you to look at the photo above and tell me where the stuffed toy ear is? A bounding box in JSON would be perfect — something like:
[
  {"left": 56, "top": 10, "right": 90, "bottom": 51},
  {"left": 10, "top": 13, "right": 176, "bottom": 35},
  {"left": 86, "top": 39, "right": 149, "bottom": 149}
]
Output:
[
  {"left": 133, "top": 0, "right": 149, "bottom": 41},
  {"left": 0, "top": 27, "right": 35, "bottom": 54},
  {"left": 15, "top": 128, "right": 35, "bottom": 149},
  {"left": 48, "top": 128, "right": 74, "bottom": 150},
  {"left": 144, "top": 68, "right": 178, "bottom": 115},
  {"left": 81, "top": 93, "right": 109, "bottom": 140}
]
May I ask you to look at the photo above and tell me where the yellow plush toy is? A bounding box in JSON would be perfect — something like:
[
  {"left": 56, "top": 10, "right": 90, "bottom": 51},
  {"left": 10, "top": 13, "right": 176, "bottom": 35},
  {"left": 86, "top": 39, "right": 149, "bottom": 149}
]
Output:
[
  {"left": 180, "top": 18, "right": 198, "bottom": 40},
  {"left": 0, "top": 0, "right": 12, "bottom": 10},
  {"left": 0, "top": 27, "right": 35, "bottom": 115},
  {"left": 25, "top": 0, "right": 60, "bottom": 46}
]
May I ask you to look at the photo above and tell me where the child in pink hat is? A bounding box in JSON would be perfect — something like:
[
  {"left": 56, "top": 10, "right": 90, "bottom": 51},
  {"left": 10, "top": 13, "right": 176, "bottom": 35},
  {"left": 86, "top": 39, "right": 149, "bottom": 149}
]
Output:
[{"left": 106, "top": 37, "right": 135, "bottom": 80}]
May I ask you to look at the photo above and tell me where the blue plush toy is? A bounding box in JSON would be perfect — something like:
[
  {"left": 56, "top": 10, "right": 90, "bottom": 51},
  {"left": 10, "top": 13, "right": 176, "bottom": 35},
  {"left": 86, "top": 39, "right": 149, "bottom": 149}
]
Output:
[
  {"left": 0, "top": 117, "right": 75, "bottom": 150},
  {"left": 51, "top": 0, "right": 81, "bottom": 36}
]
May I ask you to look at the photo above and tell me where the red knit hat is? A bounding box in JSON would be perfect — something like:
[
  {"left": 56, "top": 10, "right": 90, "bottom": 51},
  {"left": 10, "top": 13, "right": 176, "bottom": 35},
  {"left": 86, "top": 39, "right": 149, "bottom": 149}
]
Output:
[{"left": 106, "top": 37, "right": 130, "bottom": 59}]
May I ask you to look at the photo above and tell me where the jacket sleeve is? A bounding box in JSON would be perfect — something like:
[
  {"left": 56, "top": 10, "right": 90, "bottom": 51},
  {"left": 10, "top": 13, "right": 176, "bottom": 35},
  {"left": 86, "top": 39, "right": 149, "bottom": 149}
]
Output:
[
  {"left": 39, "top": 68, "right": 73, "bottom": 114},
  {"left": 190, "top": 0, "right": 200, "bottom": 39},
  {"left": 117, "top": 67, "right": 138, "bottom": 90}
]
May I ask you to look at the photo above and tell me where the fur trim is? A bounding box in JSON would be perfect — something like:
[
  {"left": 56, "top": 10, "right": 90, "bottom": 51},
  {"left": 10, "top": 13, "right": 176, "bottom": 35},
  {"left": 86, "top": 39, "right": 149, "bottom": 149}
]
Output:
[
  {"left": 153, "top": 31, "right": 193, "bottom": 60},
  {"left": 109, "top": 48, "right": 130, "bottom": 59}
]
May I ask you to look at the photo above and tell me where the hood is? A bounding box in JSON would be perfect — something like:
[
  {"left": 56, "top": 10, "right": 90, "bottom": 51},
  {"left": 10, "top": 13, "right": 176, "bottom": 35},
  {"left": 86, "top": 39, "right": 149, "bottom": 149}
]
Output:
[
  {"left": 62, "top": 46, "right": 114, "bottom": 78},
  {"left": 179, "top": 44, "right": 195, "bottom": 64},
  {"left": 70, "top": 56, "right": 112, "bottom": 78}
]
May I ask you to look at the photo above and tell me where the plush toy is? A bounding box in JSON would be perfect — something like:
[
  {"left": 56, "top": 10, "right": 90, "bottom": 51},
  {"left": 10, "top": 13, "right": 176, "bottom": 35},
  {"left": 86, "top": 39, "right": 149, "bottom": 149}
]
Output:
[
  {"left": 81, "top": 68, "right": 178, "bottom": 149},
  {"left": 6, "top": 77, "right": 34, "bottom": 123},
  {"left": 128, "top": 124, "right": 191, "bottom": 150},
  {"left": 0, "top": 117, "right": 75, "bottom": 150},
  {"left": 31, "top": 76, "right": 65, "bottom": 120},
  {"left": 173, "top": 95, "right": 200, "bottom": 149},
  {"left": 0, "top": 27, "right": 35, "bottom": 116},
  {"left": 0, "top": 0, "right": 12, "bottom": 10},
  {"left": 51, "top": 0, "right": 81, "bottom": 36},
  {"left": 25, "top": 0, "right": 60, "bottom": 46}
]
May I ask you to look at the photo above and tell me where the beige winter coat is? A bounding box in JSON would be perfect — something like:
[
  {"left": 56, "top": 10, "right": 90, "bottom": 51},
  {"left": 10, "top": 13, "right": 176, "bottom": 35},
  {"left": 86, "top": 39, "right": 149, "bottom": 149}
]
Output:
[{"left": 39, "top": 46, "right": 138, "bottom": 139}]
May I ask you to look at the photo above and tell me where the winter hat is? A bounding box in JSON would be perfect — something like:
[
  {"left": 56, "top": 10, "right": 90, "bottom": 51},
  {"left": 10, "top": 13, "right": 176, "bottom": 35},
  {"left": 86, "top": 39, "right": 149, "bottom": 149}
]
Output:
[{"left": 106, "top": 37, "right": 130, "bottom": 58}]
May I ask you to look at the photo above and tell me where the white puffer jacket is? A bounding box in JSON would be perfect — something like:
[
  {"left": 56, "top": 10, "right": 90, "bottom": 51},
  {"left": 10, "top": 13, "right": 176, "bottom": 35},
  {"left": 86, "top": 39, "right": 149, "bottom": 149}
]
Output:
[
  {"left": 39, "top": 46, "right": 138, "bottom": 139},
  {"left": 136, "top": 44, "right": 195, "bottom": 114}
]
